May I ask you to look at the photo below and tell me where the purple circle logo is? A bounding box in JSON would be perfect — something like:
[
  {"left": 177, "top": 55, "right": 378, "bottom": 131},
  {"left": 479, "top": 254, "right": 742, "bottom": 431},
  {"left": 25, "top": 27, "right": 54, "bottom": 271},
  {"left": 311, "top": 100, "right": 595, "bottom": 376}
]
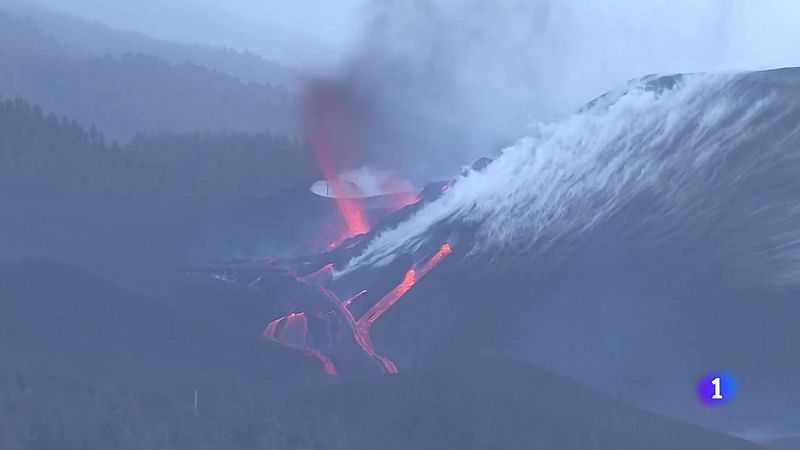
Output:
[{"left": 696, "top": 372, "right": 738, "bottom": 406}]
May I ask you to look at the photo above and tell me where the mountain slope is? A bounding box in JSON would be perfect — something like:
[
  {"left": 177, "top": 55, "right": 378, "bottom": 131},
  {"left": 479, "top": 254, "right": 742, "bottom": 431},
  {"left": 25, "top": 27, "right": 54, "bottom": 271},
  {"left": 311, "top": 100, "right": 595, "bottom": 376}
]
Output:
[
  {"left": 323, "top": 67, "right": 800, "bottom": 436},
  {"left": 0, "top": 261, "right": 764, "bottom": 450},
  {"left": 0, "top": 2, "right": 298, "bottom": 89},
  {"left": 0, "top": 9, "right": 297, "bottom": 140},
  {"left": 0, "top": 95, "right": 314, "bottom": 199},
  {"left": 275, "top": 353, "right": 763, "bottom": 449},
  {"left": 0, "top": 258, "right": 317, "bottom": 380}
]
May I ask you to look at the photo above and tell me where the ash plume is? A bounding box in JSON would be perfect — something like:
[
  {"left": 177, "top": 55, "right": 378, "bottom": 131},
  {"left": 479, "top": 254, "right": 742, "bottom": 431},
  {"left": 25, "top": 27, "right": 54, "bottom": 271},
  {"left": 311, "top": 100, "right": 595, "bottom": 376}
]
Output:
[{"left": 304, "top": 0, "right": 800, "bottom": 183}]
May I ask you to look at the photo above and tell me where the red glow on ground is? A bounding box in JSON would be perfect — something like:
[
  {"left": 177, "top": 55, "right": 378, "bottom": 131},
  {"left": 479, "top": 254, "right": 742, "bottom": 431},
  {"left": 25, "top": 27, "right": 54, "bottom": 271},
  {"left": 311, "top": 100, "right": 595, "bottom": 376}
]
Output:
[
  {"left": 264, "top": 312, "right": 338, "bottom": 376},
  {"left": 343, "top": 289, "right": 368, "bottom": 308},
  {"left": 264, "top": 243, "right": 452, "bottom": 376},
  {"left": 354, "top": 244, "right": 453, "bottom": 373},
  {"left": 301, "top": 263, "right": 334, "bottom": 285},
  {"left": 357, "top": 244, "right": 452, "bottom": 331},
  {"left": 320, "top": 287, "right": 399, "bottom": 374},
  {"left": 358, "top": 269, "right": 416, "bottom": 330},
  {"left": 280, "top": 80, "right": 454, "bottom": 374},
  {"left": 418, "top": 244, "right": 453, "bottom": 277}
]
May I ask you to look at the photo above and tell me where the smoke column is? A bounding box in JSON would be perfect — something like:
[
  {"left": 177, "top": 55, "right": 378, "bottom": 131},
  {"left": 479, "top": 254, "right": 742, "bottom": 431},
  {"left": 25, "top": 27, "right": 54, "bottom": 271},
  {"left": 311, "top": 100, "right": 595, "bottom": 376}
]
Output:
[{"left": 308, "top": 0, "right": 800, "bottom": 182}]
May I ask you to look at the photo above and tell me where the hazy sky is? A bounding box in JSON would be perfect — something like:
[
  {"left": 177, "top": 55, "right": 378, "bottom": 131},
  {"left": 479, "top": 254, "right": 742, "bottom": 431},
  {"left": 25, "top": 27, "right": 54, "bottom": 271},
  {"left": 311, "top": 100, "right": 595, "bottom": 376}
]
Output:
[
  {"left": 28, "top": 0, "right": 367, "bottom": 67},
  {"left": 23, "top": 0, "right": 800, "bottom": 77},
  {"left": 20, "top": 0, "right": 800, "bottom": 163}
]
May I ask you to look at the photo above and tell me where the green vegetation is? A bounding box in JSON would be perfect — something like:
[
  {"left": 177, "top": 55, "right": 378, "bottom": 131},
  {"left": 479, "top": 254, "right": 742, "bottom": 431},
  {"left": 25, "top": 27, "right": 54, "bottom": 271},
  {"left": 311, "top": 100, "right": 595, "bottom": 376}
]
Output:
[
  {"left": 0, "top": 4, "right": 298, "bottom": 89},
  {"left": 0, "top": 96, "right": 314, "bottom": 199},
  {"left": 126, "top": 131, "right": 315, "bottom": 200},
  {"left": 0, "top": 364, "right": 347, "bottom": 449},
  {"left": 0, "top": 357, "right": 761, "bottom": 449},
  {"left": 0, "top": 10, "right": 298, "bottom": 141}
]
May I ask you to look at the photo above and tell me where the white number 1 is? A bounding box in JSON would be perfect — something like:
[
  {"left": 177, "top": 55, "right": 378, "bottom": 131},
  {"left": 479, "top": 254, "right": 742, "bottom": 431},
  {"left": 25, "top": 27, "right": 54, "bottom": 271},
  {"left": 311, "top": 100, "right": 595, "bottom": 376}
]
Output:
[{"left": 712, "top": 377, "right": 723, "bottom": 399}]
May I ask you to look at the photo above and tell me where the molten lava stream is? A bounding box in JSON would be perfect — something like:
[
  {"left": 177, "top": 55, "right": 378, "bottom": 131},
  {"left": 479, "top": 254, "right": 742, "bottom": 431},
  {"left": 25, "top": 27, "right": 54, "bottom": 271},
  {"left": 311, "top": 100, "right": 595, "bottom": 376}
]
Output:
[
  {"left": 417, "top": 244, "right": 453, "bottom": 277},
  {"left": 358, "top": 244, "right": 452, "bottom": 329},
  {"left": 301, "top": 263, "right": 335, "bottom": 285},
  {"left": 358, "top": 270, "right": 416, "bottom": 331},
  {"left": 354, "top": 243, "right": 453, "bottom": 369},
  {"left": 264, "top": 244, "right": 453, "bottom": 376},
  {"left": 343, "top": 289, "right": 368, "bottom": 308},
  {"left": 319, "top": 287, "right": 399, "bottom": 374},
  {"left": 264, "top": 313, "right": 338, "bottom": 376},
  {"left": 264, "top": 269, "right": 394, "bottom": 375}
]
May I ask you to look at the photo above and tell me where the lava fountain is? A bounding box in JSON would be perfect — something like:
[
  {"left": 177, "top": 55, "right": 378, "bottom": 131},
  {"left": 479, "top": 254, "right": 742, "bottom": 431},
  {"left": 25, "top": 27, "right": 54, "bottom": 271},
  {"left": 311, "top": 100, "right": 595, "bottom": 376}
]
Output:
[
  {"left": 256, "top": 81, "right": 456, "bottom": 376},
  {"left": 302, "top": 82, "right": 370, "bottom": 240}
]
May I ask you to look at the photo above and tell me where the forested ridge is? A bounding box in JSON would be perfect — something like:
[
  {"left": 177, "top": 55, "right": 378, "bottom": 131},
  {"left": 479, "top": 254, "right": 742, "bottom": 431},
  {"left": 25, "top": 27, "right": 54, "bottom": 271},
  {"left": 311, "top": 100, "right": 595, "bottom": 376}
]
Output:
[
  {"left": 0, "top": 9, "right": 298, "bottom": 141},
  {"left": 0, "top": 96, "right": 314, "bottom": 199},
  {"left": 126, "top": 132, "right": 315, "bottom": 199},
  {"left": 0, "top": 96, "right": 162, "bottom": 195},
  {"left": 0, "top": 3, "right": 298, "bottom": 89}
]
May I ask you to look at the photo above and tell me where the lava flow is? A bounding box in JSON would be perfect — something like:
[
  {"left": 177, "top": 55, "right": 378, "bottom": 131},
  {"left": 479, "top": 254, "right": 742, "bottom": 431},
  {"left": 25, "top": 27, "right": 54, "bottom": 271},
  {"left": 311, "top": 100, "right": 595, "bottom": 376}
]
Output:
[
  {"left": 358, "top": 244, "right": 452, "bottom": 335},
  {"left": 263, "top": 242, "right": 454, "bottom": 376},
  {"left": 263, "top": 312, "right": 338, "bottom": 376},
  {"left": 353, "top": 244, "right": 453, "bottom": 370},
  {"left": 262, "top": 82, "right": 458, "bottom": 376}
]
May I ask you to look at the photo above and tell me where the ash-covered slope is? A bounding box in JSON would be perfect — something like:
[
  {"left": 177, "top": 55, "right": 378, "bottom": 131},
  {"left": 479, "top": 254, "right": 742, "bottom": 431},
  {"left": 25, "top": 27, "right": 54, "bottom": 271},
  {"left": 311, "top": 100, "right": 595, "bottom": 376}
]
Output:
[
  {"left": 348, "top": 68, "right": 800, "bottom": 276},
  {"left": 208, "top": 68, "right": 800, "bottom": 439},
  {"left": 333, "top": 68, "right": 800, "bottom": 437}
]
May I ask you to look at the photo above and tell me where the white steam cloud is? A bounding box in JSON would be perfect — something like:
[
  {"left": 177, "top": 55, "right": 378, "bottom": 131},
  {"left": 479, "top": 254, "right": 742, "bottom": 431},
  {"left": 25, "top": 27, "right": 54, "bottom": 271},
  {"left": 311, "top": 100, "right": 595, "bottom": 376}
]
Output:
[
  {"left": 331, "top": 0, "right": 800, "bottom": 179},
  {"left": 342, "top": 71, "right": 800, "bottom": 289}
]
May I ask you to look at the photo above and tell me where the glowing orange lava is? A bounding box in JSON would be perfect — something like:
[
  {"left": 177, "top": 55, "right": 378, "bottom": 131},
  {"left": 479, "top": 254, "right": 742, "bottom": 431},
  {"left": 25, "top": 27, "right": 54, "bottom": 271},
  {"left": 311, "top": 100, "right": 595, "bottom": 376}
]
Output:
[
  {"left": 271, "top": 75, "right": 453, "bottom": 376},
  {"left": 355, "top": 244, "right": 453, "bottom": 363},
  {"left": 303, "top": 83, "right": 370, "bottom": 240},
  {"left": 358, "top": 269, "right": 416, "bottom": 331},
  {"left": 311, "top": 136, "right": 370, "bottom": 239},
  {"left": 301, "top": 263, "right": 335, "bottom": 285},
  {"left": 418, "top": 244, "right": 453, "bottom": 276},
  {"left": 343, "top": 289, "right": 368, "bottom": 308},
  {"left": 264, "top": 243, "right": 452, "bottom": 375},
  {"left": 264, "top": 312, "right": 337, "bottom": 376}
]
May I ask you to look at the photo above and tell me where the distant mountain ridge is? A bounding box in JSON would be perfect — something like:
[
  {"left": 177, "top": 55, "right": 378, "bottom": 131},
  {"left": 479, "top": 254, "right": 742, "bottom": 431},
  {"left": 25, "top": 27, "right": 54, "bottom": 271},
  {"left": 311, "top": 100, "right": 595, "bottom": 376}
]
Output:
[
  {"left": 0, "top": 1, "right": 299, "bottom": 90},
  {"left": 0, "top": 95, "right": 314, "bottom": 200},
  {"left": 0, "top": 8, "right": 299, "bottom": 141}
]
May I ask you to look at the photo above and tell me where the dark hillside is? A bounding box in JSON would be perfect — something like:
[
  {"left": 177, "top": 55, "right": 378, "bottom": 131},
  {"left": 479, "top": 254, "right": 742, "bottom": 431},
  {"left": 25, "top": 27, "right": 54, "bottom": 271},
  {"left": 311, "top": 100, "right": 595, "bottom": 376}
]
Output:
[
  {"left": 0, "top": 96, "right": 163, "bottom": 195},
  {"left": 0, "top": 3, "right": 298, "bottom": 89},
  {"left": 0, "top": 96, "right": 314, "bottom": 199},
  {"left": 290, "top": 353, "right": 764, "bottom": 449},
  {"left": 0, "top": 10, "right": 298, "bottom": 140}
]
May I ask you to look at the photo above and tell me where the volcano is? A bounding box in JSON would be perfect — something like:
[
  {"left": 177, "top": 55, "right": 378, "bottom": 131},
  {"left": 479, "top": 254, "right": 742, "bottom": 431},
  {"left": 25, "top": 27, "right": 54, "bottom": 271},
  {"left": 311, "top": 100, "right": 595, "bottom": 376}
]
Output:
[
  {"left": 194, "top": 68, "right": 800, "bottom": 443},
  {"left": 198, "top": 167, "right": 462, "bottom": 377},
  {"left": 4, "top": 69, "right": 798, "bottom": 449}
]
